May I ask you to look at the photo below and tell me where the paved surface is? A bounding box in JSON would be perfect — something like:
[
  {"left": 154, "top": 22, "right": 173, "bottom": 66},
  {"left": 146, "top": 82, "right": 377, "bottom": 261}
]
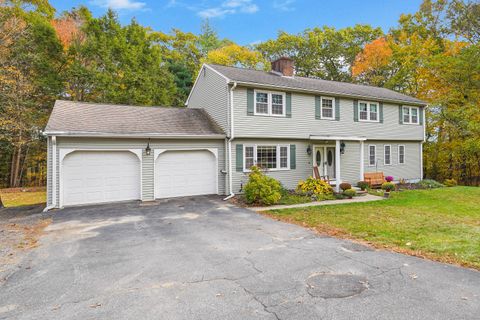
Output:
[
  {"left": 251, "top": 194, "right": 383, "bottom": 211},
  {"left": 0, "top": 196, "right": 478, "bottom": 320}
]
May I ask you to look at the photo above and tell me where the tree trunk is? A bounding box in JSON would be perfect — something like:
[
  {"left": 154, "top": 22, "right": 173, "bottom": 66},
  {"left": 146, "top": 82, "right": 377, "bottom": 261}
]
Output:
[
  {"left": 12, "top": 144, "right": 22, "bottom": 187},
  {"left": 0, "top": 194, "right": 3, "bottom": 209},
  {"left": 9, "top": 147, "right": 17, "bottom": 187}
]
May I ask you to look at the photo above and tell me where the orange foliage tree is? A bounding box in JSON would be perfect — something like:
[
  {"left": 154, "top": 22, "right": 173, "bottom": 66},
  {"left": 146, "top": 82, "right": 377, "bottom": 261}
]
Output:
[{"left": 351, "top": 37, "right": 393, "bottom": 87}]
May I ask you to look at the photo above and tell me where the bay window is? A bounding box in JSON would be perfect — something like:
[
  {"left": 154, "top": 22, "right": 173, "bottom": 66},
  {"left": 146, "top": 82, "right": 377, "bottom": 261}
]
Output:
[{"left": 244, "top": 145, "right": 289, "bottom": 171}]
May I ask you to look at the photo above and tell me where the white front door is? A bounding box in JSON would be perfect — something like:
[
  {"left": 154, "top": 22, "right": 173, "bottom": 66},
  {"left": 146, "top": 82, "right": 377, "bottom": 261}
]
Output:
[
  {"left": 313, "top": 146, "right": 336, "bottom": 180},
  {"left": 62, "top": 151, "right": 141, "bottom": 206},
  {"left": 155, "top": 150, "right": 217, "bottom": 199}
]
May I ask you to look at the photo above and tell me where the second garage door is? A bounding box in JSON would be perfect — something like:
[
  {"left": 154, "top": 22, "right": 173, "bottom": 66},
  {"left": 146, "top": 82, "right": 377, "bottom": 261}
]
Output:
[{"left": 155, "top": 150, "right": 217, "bottom": 199}]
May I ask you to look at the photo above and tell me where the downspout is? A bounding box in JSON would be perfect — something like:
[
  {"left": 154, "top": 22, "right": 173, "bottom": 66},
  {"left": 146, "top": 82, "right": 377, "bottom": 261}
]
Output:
[
  {"left": 43, "top": 135, "right": 56, "bottom": 212},
  {"left": 223, "top": 81, "right": 237, "bottom": 200}
]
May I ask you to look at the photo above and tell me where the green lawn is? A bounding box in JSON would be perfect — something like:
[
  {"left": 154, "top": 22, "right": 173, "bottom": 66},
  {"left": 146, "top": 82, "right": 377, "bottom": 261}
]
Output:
[
  {"left": 0, "top": 190, "right": 46, "bottom": 207},
  {"left": 265, "top": 187, "right": 480, "bottom": 270}
]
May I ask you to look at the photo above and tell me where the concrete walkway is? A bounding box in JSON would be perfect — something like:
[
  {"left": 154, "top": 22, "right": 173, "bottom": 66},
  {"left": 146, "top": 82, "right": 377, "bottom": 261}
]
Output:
[{"left": 250, "top": 194, "right": 383, "bottom": 211}]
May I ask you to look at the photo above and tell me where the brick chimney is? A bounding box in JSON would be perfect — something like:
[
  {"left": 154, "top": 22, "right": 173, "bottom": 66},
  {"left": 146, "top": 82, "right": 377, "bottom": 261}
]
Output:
[{"left": 271, "top": 57, "right": 294, "bottom": 77}]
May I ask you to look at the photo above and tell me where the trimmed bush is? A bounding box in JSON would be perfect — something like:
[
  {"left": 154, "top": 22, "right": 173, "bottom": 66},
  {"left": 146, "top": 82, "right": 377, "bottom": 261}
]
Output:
[
  {"left": 357, "top": 181, "right": 369, "bottom": 191},
  {"left": 418, "top": 179, "right": 444, "bottom": 189},
  {"left": 244, "top": 166, "right": 282, "bottom": 205},
  {"left": 381, "top": 182, "right": 395, "bottom": 192},
  {"left": 385, "top": 176, "right": 394, "bottom": 182},
  {"left": 297, "top": 177, "right": 333, "bottom": 196},
  {"left": 343, "top": 188, "right": 356, "bottom": 199},
  {"left": 339, "top": 182, "right": 352, "bottom": 191},
  {"left": 444, "top": 179, "right": 458, "bottom": 187}
]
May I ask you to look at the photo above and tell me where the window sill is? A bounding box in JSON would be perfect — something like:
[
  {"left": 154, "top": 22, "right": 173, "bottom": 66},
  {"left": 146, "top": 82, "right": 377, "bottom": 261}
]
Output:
[
  {"left": 243, "top": 168, "right": 290, "bottom": 173},
  {"left": 252, "top": 113, "right": 287, "bottom": 118},
  {"left": 359, "top": 120, "right": 380, "bottom": 123},
  {"left": 318, "top": 117, "right": 336, "bottom": 121},
  {"left": 402, "top": 122, "right": 420, "bottom": 125}
]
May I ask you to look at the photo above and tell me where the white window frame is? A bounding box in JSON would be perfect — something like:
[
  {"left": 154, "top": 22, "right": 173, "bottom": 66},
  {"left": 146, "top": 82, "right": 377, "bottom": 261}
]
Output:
[
  {"left": 403, "top": 106, "right": 420, "bottom": 124},
  {"left": 384, "top": 145, "right": 392, "bottom": 165},
  {"left": 368, "top": 145, "right": 376, "bottom": 166},
  {"left": 398, "top": 145, "right": 406, "bottom": 164},
  {"left": 358, "top": 101, "right": 380, "bottom": 123},
  {"left": 320, "top": 96, "right": 335, "bottom": 120},
  {"left": 254, "top": 90, "right": 286, "bottom": 117},
  {"left": 243, "top": 144, "right": 290, "bottom": 172}
]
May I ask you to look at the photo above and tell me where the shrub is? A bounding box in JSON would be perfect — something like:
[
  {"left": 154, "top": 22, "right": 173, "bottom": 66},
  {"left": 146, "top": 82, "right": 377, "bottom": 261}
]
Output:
[
  {"left": 385, "top": 176, "right": 394, "bottom": 182},
  {"left": 244, "top": 166, "right": 282, "bottom": 205},
  {"left": 343, "top": 188, "right": 356, "bottom": 199},
  {"left": 297, "top": 177, "right": 333, "bottom": 196},
  {"left": 381, "top": 182, "right": 395, "bottom": 192},
  {"left": 339, "top": 182, "right": 352, "bottom": 191},
  {"left": 357, "top": 181, "right": 369, "bottom": 191},
  {"left": 444, "top": 179, "right": 458, "bottom": 187},
  {"left": 418, "top": 179, "right": 444, "bottom": 189}
]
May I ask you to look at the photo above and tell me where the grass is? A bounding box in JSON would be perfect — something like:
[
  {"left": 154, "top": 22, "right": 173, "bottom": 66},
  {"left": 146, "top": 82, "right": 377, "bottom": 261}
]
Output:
[
  {"left": 264, "top": 187, "right": 480, "bottom": 270},
  {"left": 0, "top": 189, "right": 46, "bottom": 207}
]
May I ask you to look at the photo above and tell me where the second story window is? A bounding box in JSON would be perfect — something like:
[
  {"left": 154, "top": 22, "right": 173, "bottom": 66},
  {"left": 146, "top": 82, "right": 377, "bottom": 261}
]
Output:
[
  {"left": 254, "top": 90, "right": 285, "bottom": 117},
  {"left": 321, "top": 97, "right": 334, "bottom": 119},
  {"left": 359, "top": 101, "right": 379, "bottom": 122},
  {"left": 403, "top": 106, "right": 419, "bottom": 124}
]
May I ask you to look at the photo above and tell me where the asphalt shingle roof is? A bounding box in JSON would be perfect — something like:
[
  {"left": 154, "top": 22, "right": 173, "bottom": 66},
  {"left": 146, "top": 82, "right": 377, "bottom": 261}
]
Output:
[
  {"left": 207, "top": 64, "right": 426, "bottom": 105},
  {"left": 45, "top": 100, "right": 225, "bottom": 136}
]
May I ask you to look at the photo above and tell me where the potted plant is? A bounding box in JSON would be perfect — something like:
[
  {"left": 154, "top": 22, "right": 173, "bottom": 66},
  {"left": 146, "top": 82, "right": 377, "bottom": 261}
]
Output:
[
  {"left": 381, "top": 182, "right": 395, "bottom": 198},
  {"left": 339, "top": 182, "right": 352, "bottom": 192},
  {"left": 357, "top": 181, "right": 369, "bottom": 191},
  {"left": 385, "top": 176, "right": 394, "bottom": 182}
]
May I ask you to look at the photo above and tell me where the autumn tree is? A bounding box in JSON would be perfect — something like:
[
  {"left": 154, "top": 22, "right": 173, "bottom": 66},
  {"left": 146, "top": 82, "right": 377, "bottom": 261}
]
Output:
[{"left": 204, "top": 44, "right": 269, "bottom": 70}]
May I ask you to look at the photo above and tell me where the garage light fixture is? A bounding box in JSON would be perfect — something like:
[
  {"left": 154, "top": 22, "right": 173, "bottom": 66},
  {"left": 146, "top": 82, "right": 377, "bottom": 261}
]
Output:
[{"left": 145, "top": 139, "right": 151, "bottom": 156}]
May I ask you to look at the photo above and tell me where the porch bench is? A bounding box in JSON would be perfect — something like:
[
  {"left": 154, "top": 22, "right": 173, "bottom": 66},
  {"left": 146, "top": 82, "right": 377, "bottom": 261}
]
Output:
[{"left": 364, "top": 172, "right": 385, "bottom": 188}]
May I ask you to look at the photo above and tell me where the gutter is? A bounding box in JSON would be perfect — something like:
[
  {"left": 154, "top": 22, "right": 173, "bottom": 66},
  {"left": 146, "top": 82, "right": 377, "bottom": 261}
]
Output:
[
  {"left": 228, "top": 80, "right": 427, "bottom": 107},
  {"left": 223, "top": 81, "right": 237, "bottom": 201},
  {"left": 42, "top": 132, "right": 226, "bottom": 139}
]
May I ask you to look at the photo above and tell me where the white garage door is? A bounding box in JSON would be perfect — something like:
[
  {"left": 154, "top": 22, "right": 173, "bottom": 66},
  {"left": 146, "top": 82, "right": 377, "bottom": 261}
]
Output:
[
  {"left": 62, "top": 151, "right": 141, "bottom": 206},
  {"left": 155, "top": 150, "right": 217, "bottom": 199}
]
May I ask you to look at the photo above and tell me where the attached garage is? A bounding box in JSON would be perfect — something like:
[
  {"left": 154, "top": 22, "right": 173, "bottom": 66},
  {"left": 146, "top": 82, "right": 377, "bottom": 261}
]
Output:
[
  {"left": 155, "top": 150, "right": 217, "bottom": 199},
  {"left": 62, "top": 151, "right": 141, "bottom": 206},
  {"left": 45, "top": 100, "right": 226, "bottom": 209}
]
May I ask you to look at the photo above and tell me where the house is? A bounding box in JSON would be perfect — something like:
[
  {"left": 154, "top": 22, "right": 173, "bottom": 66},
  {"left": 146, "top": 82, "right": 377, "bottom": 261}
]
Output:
[{"left": 44, "top": 58, "right": 426, "bottom": 208}]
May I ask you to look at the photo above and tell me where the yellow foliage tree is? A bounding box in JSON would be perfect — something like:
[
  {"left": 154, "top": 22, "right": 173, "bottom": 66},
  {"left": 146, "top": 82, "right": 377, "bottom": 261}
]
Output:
[{"left": 203, "top": 44, "right": 269, "bottom": 70}]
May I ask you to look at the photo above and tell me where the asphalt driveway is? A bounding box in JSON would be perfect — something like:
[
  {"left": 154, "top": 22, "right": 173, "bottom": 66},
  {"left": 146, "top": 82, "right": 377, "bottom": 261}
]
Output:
[{"left": 0, "top": 196, "right": 479, "bottom": 319}]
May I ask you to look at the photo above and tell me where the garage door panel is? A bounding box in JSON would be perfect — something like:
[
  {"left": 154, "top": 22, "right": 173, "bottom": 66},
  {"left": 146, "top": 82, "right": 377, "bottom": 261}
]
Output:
[
  {"left": 155, "top": 150, "right": 217, "bottom": 199},
  {"left": 63, "top": 151, "right": 141, "bottom": 206}
]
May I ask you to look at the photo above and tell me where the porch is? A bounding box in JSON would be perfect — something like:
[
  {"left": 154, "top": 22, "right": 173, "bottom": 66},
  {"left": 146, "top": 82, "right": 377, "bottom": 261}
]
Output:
[{"left": 309, "top": 135, "right": 367, "bottom": 192}]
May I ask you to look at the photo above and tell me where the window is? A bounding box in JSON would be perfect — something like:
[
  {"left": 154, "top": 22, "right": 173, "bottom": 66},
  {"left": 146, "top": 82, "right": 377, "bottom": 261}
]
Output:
[
  {"left": 398, "top": 145, "right": 405, "bottom": 164},
  {"left": 255, "top": 92, "right": 268, "bottom": 114},
  {"left": 254, "top": 91, "right": 285, "bottom": 116},
  {"left": 244, "top": 145, "right": 290, "bottom": 171},
  {"left": 359, "top": 101, "right": 379, "bottom": 122},
  {"left": 369, "top": 145, "right": 376, "bottom": 166},
  {"left": 403, "top": 106, "right": 419, "bottom": 124},
  {"left": 321, "top": 97, "right": 334, "bottom": 119},
  {"left": 384, "top": 145, "right": 391, "bottom": 165}
]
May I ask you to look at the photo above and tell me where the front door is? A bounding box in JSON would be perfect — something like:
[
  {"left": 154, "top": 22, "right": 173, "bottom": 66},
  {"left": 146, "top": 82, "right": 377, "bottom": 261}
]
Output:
[{"left": 313, "top": 146, "right": 336, "bottom": 180}]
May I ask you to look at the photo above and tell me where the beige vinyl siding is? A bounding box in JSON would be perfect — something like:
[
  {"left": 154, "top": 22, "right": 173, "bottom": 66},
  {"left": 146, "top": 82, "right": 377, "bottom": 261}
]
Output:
[
  {"left": 364, "top": 141, "right": 422, "bottom": 181},
  {"left": 340, "top": 141, "right": 362, "bottom": 184},
  {"left": 233, "top": 87, "right": 424, "bottom": 141},
  {"left": 48, "top": 137, "right": 226, "bottom": 207},
  {"left": 187, "top": 66, "right": 229, "bottom": 135}
]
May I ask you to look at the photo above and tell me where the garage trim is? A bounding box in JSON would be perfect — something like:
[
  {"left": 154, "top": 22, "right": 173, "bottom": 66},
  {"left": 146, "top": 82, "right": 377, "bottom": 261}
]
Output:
[
  {"left": 58, "top": 148, "right": 143, "bottom": 208},
  {"left": 154, "top": 148, "right": 219, "bottom": 199}
]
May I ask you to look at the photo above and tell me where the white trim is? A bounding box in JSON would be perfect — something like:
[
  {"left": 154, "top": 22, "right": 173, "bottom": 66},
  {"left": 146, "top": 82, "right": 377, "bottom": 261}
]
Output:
[
  {"left": 359, "top": 140, "right": 364, "bottom": 181},
  {"left": 383, "top": 144, "right": 392, "bottom": 165},
  {"left": 51, "top": 136, "right": 57, "bottom": 207},
  {"left": 43, "top": 131, "right": 225, "bottom": 139},
  {"left": 253, "top": 89, "right": 286, "bottom": 117},
  {"left": 58, "top": 148, "right": 143, "bottom": 208},
  {"left": 225, "top": 80, "right": 427, "bottom": 107},
  {"left": 358, "top": 100, "right": 380, "bottom": 123},
  {"left": 320, "top": 96, "right": 335, "bottom": 120},
  {"left": 153, "top": 148, "right": 219, "bottom": 199},
  {"left": 310, "top": 135, "right": 367, "bottom": 141},
  {"left": 335, "top": 140, "right": 341, "bottom": 192},
  {"left": 186, "top": 64, "right": 230, "bottom": 106},
  {"left": 398, "top": 144, "right": 406, "bottom": 164},
  {"left": 243, "top": 144, "right": 290, "bottom": 172},
  {"left": 420, "top": 142, "right": 424, "bottom": 179},
  {"left": 368, "top": 145, "right": 376, "bottom": 167}
]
